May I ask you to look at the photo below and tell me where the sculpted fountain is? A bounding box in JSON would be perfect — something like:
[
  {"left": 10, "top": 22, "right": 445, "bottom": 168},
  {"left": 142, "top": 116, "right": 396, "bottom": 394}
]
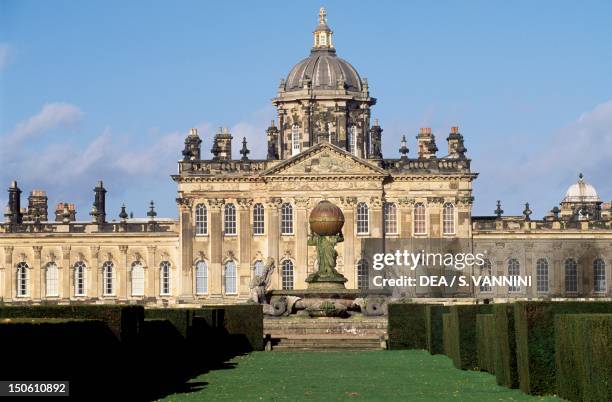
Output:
[{"left": 251, "top": 200, "right": 388, "bottom": 317}]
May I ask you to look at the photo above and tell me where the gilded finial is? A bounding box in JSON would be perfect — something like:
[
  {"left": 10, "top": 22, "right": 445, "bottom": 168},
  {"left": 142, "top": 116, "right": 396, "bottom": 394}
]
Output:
[{"left": 319, "top": 7, "right": 327, "bottom": 24}]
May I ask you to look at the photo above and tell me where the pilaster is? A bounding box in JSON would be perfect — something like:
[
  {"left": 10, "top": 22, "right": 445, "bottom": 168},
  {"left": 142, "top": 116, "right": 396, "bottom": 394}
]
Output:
[
  {"left": 32, "top": 246, "right": 42, "bottom": 300},
  {"left": 208, "top": 198, "right": 225, "bottom": 296}
]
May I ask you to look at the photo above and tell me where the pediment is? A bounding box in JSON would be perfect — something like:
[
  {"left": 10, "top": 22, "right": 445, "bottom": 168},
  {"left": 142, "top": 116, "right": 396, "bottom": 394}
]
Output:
[{"left": 260, "top": 142, "right": 388, "bottom": 178}]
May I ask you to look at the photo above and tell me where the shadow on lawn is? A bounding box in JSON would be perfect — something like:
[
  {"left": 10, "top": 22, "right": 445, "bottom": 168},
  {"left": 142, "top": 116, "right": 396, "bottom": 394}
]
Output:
[{"left": 1, "top": 318, "right": 252, "bottom": 401}]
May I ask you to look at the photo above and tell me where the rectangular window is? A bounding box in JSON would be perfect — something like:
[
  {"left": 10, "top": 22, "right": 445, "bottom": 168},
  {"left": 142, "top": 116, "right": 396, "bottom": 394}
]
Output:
[{"left": 253, "top": 204, "right": 265, "bottom": 235}]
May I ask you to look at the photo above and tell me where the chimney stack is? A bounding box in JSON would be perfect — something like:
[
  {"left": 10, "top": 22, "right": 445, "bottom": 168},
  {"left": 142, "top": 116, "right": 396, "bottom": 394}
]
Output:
[
  {"left": 55, "top": 203, "right": 76, "bottom": 222},
  {"left": 416, "top": 127, "right": 437, "bottom": 159},
  {"left": 93, "top": 181, "right": 107, "bottom": 224},
  {"left": 6, "top": 181, "right": 23, "bottom": 224},
  {"left": 211, "top": 127, "right": 233, "bottom": 161},
  {"left": 27, "top": 189, "right": 48, "bottom": 221}
]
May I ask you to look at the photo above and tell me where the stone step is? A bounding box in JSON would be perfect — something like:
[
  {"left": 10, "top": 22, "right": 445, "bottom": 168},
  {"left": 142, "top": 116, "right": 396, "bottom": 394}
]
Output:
[{"left": 272, "top": 337, "right": 384, "bottom": 351}]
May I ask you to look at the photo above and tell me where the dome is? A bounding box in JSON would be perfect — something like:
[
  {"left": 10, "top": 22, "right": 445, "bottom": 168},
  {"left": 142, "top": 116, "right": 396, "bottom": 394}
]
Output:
[
  {"left": 562, "top": 174, "right": 601, "bottom": 203},
  {"left": 284, "top": 49, "right": 363, "bottom": 92}
]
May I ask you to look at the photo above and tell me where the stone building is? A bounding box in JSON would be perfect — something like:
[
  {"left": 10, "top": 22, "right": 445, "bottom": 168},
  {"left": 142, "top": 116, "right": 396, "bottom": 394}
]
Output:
[{"left": 0, "top": 9, "right": 609, "bottom": 305}]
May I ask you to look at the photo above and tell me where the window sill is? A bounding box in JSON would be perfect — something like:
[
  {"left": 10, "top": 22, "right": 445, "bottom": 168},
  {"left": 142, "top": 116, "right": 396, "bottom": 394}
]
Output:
[
  {"left": 224, "top": 233, "right": 238, "bottom": 237},
  {"left": 253, "top": 233, "right": 265, "bottom": 236},
  {"left": 195, "top": 234, "right": 209, "bottom": 237}
]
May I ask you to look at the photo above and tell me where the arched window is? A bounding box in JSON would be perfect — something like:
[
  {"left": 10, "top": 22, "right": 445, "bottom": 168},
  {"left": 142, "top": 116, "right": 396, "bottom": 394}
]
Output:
[
  {"left": 348, "top": 125, "right": 357, "bottom": 155},
  {"left": 565, "top": 258, "right": 578, "bottom": 292},
  {"left": 224, "top": 261, "right": 237, "bottom": 294},
  {"left": 74, "top": 261, "right": 86, "bottom": 296},
  {"left": 414, "top": 203, "right": 426, "bottom": 235},
  {"left": 319, "top": 32, "right": 327, "bottom": 46},
  {"left": 508, "top": 259, "right": 520, "bottom": 292},
  {"left": 253, "top": 203, "right": 265, "bottom": 235},
  {"left": 16, "top": 262, "right": 29, "bottom": 297},
  {"left": 281, "top": 203, "right": 293, "bottom": 235},
  {"left": 291, "top": 124, "right": 301, "bottom": 156},
  {"left": 131, "top": 261, "right": 145, "bottom": 296},
  {"left": 254, "top": 260, "right": 264, "bottom": 277},
  {"left": 160, "top": 261, "right": 171, "bottom": 296},
  {"left": 46, "top": 262, "right": 59, "bottom": 297},
  {"left": 593, "top": 259, "right": 606, "bottom": 293},
  {"left": 195, "top": 261, "right": 208, "bottom": 295},
  {"left": 282, "top": 260, "right": 294, "bottom": 290},
  {"left": 384, "top": 202, "right": 397, "bottom": 235},
  {"left": 102, "top": 261, "right": 114, "bottom": 296},
  {"left": 356, "top": 202, "right": 369, "bottom": 234},
  {"left": 479, "top": 259, "right": 492, "bottom": 292},
  {"left": 536, "top": 258, "right": 549, "bottom": 293},
  {"left": 357, "top": 259, "right": 369, "bottom": 290},
  {"left": 443, "top": 203, "right": 455, "bottom": 235},
  {"left": 224, "top": 203, "right": 236, "bottom": 235},
  {"left": 195, "top": 203, "right": 207, "bottom": 235}
]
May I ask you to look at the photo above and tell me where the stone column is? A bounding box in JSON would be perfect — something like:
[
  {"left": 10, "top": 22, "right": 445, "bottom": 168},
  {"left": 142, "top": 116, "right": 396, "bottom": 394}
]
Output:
[
  {"left": 3, "top": 246, "right": 13, "bottom": 300},
  {"left": 61, "top": 245, "right": 71, "bottom": 299},
  {"left": 119, "top": 245, "right": 128, "bottom": 300},
  {"left": 208, "top": 198, "right": 225, "bottom": 296},
  {"left": 237, "top": 198, "right": 253, "bottom": 295},
  {"left": 177, "top": 197, "right": 194, "bottom": 298},
  {"left": 266, "top": 198, "right": 282, "bottom": 289},
  {"left": 341, "top": 197, "right": 357, "bottom": 288},
  {"left": 294, "top": 198, "right": 310, "bottom": 286},
  {"left": 89, "top": 246, "right": 99, "bottom": 299},
  {"left": 32, "top": 246, "right": 42, "bottom": 301},
  {"left": 398, "top": 198, "right": 415, "bottom": 296},
  {"left": 278, "top": 108, "right": 285, "bottom": 159},
  {"left": 147, "top": 246, "right": 157, "bottom": 298}
]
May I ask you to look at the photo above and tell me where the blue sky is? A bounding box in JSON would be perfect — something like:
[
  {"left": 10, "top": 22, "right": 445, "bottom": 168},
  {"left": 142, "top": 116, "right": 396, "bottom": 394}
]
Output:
[{"left": 1, "top": 0, "right": 611, "bottom": 219}]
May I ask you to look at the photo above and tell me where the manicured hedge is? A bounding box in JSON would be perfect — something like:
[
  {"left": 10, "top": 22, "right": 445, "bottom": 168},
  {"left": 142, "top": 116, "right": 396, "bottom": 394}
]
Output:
[
  {"left": 387, "top": 303, "right": 429, "bottom": 350},
  {"left": 0, "top": 305, "right": 143, "bottom": 342},
  {"left": 493, "top": 304, "right": 518, "bottom": 388},
  {"left": 145, "top": 308, "right": 198, "bottom": 338},
  {"left": 442, "top": 313, "right": 456, "bottom": 360},
  {"left": 514, "top": 301, "right": 612, "bottom": 395},
  {"left": 200, "top": 305, "right": 264, "bottom": 351},
  {"left": 443, "top": 305, "right": 492, "bottom": 370},
  {"left": 426, "top": 305, "right": 448, "bottom": 355},
  {"left": 476, "top": 314, "right": 496, "bottom": 374},
  {"left": 555, "top": 314, "right": 612, "bottom": 402}
]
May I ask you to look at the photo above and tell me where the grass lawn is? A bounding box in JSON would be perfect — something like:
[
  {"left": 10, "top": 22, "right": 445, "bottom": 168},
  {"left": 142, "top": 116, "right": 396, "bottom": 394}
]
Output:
[{"left": 161, "top": 350, "right": 564, "bottom": 401}]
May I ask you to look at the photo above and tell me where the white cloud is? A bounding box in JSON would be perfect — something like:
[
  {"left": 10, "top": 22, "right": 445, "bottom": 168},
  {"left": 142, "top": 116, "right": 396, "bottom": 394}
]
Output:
[
  {"left": 473, "top": 99, "right": 612, "bottom": 216},
  {"left": 4, "top": 102, "right": 83, "bottom": 145},
  {"left": 0, "top": 44, "right": 10, "bottom": 70}
]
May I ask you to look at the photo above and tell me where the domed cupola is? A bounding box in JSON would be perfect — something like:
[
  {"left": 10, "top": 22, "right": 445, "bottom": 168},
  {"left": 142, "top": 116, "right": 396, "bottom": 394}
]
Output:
[
  {"left": 559, "top": 173, "right": 603, "bottom": 221},
  {"left": 284, "top": 8, "right": 363, "bottom": 93},
  {"left": 271, "top": 8, "right": 377, "bottom": 161}
]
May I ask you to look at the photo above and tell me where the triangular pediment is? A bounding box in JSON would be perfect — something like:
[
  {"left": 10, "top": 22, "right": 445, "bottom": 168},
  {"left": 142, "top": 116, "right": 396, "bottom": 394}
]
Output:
[{"left": 260, "top": 142, "right": 388, "bottom": 178}]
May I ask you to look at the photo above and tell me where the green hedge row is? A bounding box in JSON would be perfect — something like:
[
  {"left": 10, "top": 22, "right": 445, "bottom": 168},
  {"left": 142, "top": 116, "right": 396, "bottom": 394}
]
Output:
[
  {"left": 0, "top": 305, "right": 143, "bottom": 342},
  {"left": 554, "top": 314, "right": 612, "bottom": 402},
  {"left": 387, "top": 303, "right": 429, "bottom": 350},
  {"left": 493, "top": 303, "right": 518, "bottom": 388},
  {"left": 442, "top": 313, "right": 454, "bottom": 359},
  {"left": 514, "top": 301, "right": 612, "bottom": 395},
  {"left": 476, "top": 314, "right": 496, "bottom": 373},
  {"left": 426, "top": 305, "right": 448, "bottom": 354},
  {"left": 444, "top": 305, "right": 492, "bottom": 370}
]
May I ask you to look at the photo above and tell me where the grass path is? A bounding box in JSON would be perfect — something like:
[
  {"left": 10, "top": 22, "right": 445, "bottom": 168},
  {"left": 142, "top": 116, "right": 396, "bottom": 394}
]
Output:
[{"left": 161, "top": 350, "right": 563, "bottom": 402}]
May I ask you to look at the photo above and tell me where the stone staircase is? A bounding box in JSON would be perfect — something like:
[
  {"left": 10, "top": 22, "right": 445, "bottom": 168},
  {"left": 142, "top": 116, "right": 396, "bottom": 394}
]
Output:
[{"left": 264, "top": 316, "right": 388, "bottom": 351}]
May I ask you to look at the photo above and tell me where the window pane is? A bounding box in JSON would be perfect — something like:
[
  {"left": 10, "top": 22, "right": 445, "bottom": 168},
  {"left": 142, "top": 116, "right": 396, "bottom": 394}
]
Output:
[
  {"left": 17, "top": 262, "right": 29, "bottom": 297},
  {"left": 224, "top": 204, "right": 236, "bottom": 235},
  {"left": 195, "top": 204, "right": 207, "bottom": 235},
  {"left": 357, "top": 202, "right": 369, "bottom": 234},
  {"left": 508, "top": 259, "right": 520, "bottom": 292},
  {"left": 282, "top": 260, "right": 294, "bottom": 290},
  {"left": 536, "top": 259, "right": 549, "bottom": 292},
  {"left": 565, "top": 259, "right": 577, "bottom": 292},
  {"left": 74, "top": 261, "right": 86, "bottom": 296},
  {"left": 443, "top": 203, "right": 455, "bottom": 235},
  {"left": 479, "top": 259, "right": 492, "bottom": 292},
  {"left": 253, "top": 203, "right": 265, "bottom": 235},
  {"left": 357, "top": 259, "right": 369, "bottom": 290},
  {"left": 160, "top": 261, "right": 171, "bottom": 295},
  {"left": 414, "top": 203, "right": 426, "bottom": 235},
  {"left": 384, "top": 203, "right": 397, "bottom": 235},
  {"left": 103, "top": 261, "right": 114, "bottom": 296},
  {"left": 224, "top": 261, "right": 237, "bottom": 294},
  {"left": 254, "top": 260, "right": 264, "bottom": 277},
  {"left": 46, "top": 263, "right": 59, "bottom": 297},
  {"left": 196, "top": 261, "right": 208, "bottom": 294},
  {"left": 593, "top": 259, "right": 606, "bottom": 293},
  {"left": 292, "top": 125, "right": 301, "bottom": 156},
  {"left": 131, "top": 262, "right": 145, "bottom": 296},
  {"left": 281, "top": 203, "right": 293, "bottom": 235}
]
